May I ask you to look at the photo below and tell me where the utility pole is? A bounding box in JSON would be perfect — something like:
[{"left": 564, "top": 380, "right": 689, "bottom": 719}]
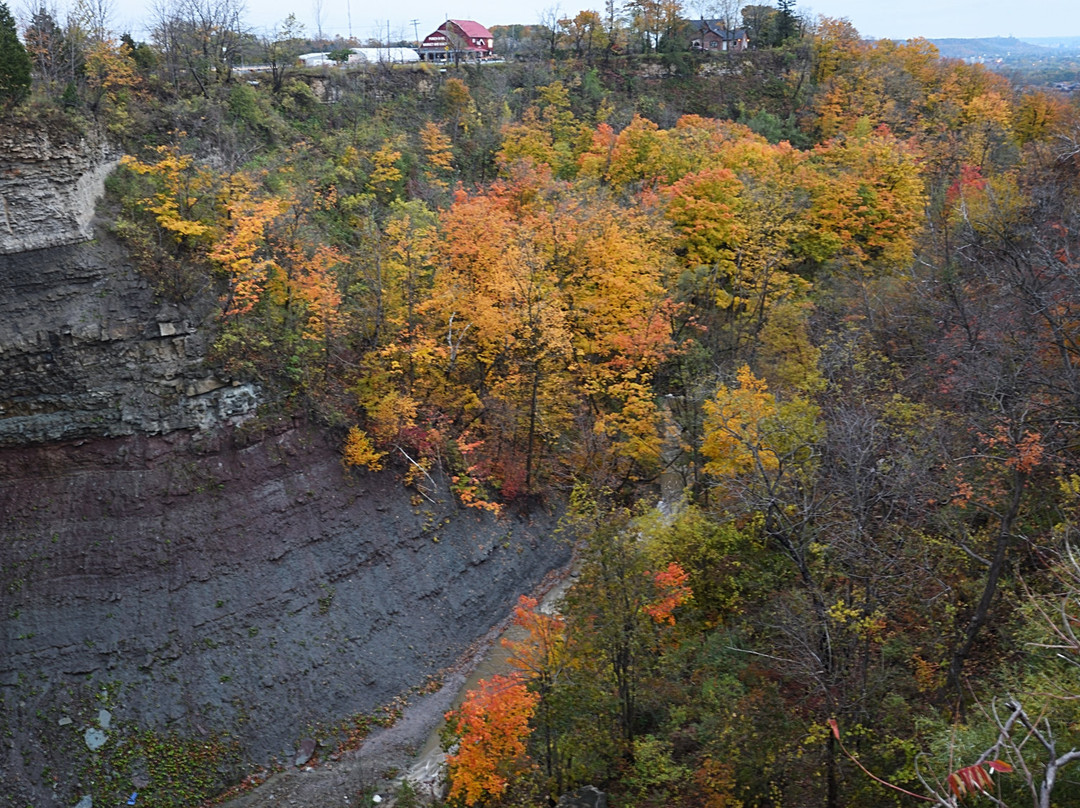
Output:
[
  {"left": 411, "top": 18, "right": 420, "bottom": 45},
  {"left": 346, "top": 0, "right": 352, "bottom": 40}
]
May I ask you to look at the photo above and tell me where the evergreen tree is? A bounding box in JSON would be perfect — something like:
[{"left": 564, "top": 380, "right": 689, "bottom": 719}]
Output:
[
  {"left": 0, "top": 1, "right": 32, "bottom": 110},
  {"left": 776, "top": 0, "right": 798, "bottom": 42}
]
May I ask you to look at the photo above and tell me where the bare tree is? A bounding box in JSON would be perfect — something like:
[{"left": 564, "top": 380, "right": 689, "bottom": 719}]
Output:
[
  {"left": 537, "top": 5, "right": 561, "bottom": 59},
  {"left": 696, "top": 0, "right": 744, "bottom": 31},
  {"left": 310, "top": 0, "right": 323, "bottom": 47},
  {"left": 152, "top": 0, "right": 245, "bottom": 95},
  {"left": 73, "top": 0, "right": 112, "bottom": 41}
]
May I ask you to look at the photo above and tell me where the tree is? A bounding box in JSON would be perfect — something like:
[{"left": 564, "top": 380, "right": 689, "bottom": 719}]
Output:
[
  {"left": 118, "top": 143, "right": 221, "bottom": 297},
  {"left": 437, "top": 77, "right": 478, "bottom": 143},
  {"left": 120, "top": 144, "right": 219, "bottom": 251},
  {"left": 837, "top": 548, "right": 1080, "bottom": 807},
  {"left": 558, "top": 10, "right": 607, "bottom": 61},
  {"left": 419, "top": 179, "right": 576, "bottom": 495},
  {"left": 0, "top": 2, "right": 32, "bottom": 110},
  {"left": 603, "top": 0, "right": 624, "bottom": 55},
  {"left": 358, "top": 167, "right": 675, "bottom": 498},
  {"left": 916, "top": 163, "right": 1074, "bottom": 707},
  {"left": 121, "top": 32, "right": 159, "bottom": 73},
  {"left": 806, "top": 122, "right": 926, "bottom": 273},
  {"left": 775, "top": 0, "right": 798, "bottom": 43},
  {"left": 310, "top": 0, "right": 324, "bottom": 45},
  {"left": 503, "top": 595, "right": 571, "bottom": 795},
  {"left": 419, "top": 121, "right": 454, "bottom": 191},
  {"left": 559, "top": 495, "right": 695, "bottom": 761},
  {"left": 497, "top": 80, "right": 591, "bottom": 180},
  {"left": 73, "top": 0, "right": 113, "bottom": 43},
  {"left": 537, "top": 5, "right": 562, "bottom": 59},
  {"left": 625, "top": 0, "right": 685, "bottom": 54},
  {"left": 701, "top": 365, "right": 889, "bottom": 808},
  {"left": 700, "top": 0, "right": 747, "bottom": 33},
  {"left": 84, "top": 36, "right": 141, "bottom": 132},
  {"left": 22, "top": 5, "right": 68, "bottom": 92},
  {"left": 444, "top": 674, "right": 539, "bottom": 806},
  {"left": 740, "top": 3, "right": 777, "bottom": 45},
  {"left": 152, "top": 0, "right": 245, "bottom": 95},
  {"left": 264, "top": 13, "right": 304, "bottom": 93}
]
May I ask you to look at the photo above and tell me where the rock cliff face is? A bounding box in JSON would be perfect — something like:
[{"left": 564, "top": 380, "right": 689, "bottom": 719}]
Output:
[
  {"left": 0, "top": 121, "right": 119, "bottom": 255},
  {"left": 0, "top": 118, "right": 257, "bottom": 446},
  {"left": 0, "top": 239, "right": 259, "bottom": 447},
  {"left": 0, "top": 430, "right": 566, "bottom": 808},
  {"left": 0, "top": 126, "right": 569, "bottom": 807}
]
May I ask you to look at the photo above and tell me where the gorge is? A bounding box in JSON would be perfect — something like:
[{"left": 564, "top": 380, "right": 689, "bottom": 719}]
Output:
[{"left": 0, "top": 120, "right": 569, "bottom": 808}]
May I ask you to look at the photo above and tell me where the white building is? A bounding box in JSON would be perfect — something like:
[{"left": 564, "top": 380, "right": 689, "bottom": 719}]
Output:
[
  {"left": 298, "top": 52, "right": 335, "bottom": 67},
  {"left": 348, "top": 47, "right": 421, "bottom": 64}
]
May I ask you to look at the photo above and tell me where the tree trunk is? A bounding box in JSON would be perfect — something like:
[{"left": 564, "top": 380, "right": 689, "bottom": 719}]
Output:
[{"left": 944, "top": 469, "right": 1026, "bottom": 707}]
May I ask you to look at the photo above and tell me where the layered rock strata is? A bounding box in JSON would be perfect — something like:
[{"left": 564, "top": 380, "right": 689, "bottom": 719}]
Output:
[
  {"left": 0, "top": 430, "right": 566, "bottom": 807},
  {"left": 0, "top": 121, "right": 118, "bottom": 255},
  {"left": 0, "top": 124, "right": 569, "bottom": 807}
]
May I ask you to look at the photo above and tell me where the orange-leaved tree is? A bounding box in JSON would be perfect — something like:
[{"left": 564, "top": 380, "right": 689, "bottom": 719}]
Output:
[
  {"left": 208, "top": 177, "right": 348, "bottom": 390},
  {"left": 444, "top": 674, "right": 539, "bottom": 806},
  {"left": 359, "top": 166, "right": 676, "bottom": 498},
  {"left": 643, "top": 562, "right": 693, "bottom": 626},
  {"left": 806, "top": 122, "right": 926, "bottom": 275},
  {"left": 503, "top": 596, "right": 570, "bottom": 794}
]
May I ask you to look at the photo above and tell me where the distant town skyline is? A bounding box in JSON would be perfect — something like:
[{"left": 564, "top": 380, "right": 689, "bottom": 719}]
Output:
[{"left": 53, "top": 0, "right": 1080, "bottom": 45}]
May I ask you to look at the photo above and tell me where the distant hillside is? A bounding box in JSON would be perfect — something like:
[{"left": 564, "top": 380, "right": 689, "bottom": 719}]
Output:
[
  {"left": 929, "top": 36, "right": 1054, "bottom": 59},
  {"left": 1019, "top": 36, "right": 1080, "bottom": 51}
]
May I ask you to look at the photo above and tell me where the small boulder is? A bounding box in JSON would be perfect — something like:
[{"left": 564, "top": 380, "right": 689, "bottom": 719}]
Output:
[
  {"left": 294, "top": 738, "right": 316, "bottom": 767},
  {"left": 84, "top": 728, "right": 107, "bottom": 751}
]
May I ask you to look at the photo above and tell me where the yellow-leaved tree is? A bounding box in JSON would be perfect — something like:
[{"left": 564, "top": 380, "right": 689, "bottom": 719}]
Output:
[
  {"left": 120, "top": 144, "right": 218, "bottom": 250},
  {"left": 701, "top": 364, "right": 823, "bottom": 526},
  {"left": 358, "top": 166, "right": 676, "bottom": 499}
]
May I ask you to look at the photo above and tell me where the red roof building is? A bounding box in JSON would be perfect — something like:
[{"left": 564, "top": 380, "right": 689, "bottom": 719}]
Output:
[{"left": 418, "top": 19, "right": 495, "bottom": 62}]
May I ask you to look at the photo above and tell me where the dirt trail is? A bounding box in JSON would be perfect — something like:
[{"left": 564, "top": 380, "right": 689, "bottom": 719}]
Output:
[
  {"left": 219, "top": 565, "right": 575, "bottom": 808},
  {"left": 218, "top": 650, "right": 477, "bottom": 808}
]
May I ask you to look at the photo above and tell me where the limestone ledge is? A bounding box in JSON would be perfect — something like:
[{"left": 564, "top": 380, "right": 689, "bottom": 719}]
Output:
[{"left": 0, "top": 124, "right": 120, "bottom": 255}]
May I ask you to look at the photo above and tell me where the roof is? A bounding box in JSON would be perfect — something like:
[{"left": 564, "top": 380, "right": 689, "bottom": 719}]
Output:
[
  {"left": 697, "top": 20, "right": 748, "bottom": 40},
  {"left": 448, "top": 19, "right": 494, "bottom": 39},
  {"left": 350, "top": 47, "right": 421, "bottom": 62}
]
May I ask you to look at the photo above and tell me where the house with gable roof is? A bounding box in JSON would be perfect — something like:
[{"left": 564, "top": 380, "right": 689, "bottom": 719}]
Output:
[
  {"left": 418, "top": 19, "right": 495, "bottom": 63},
  {"left": 690, "top": 19, "right": 749, "bottom": 52}
]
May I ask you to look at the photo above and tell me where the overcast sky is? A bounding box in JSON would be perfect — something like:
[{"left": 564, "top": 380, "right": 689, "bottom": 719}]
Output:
[{"left": 86, "top": 0, "right": 1080, "bottom": 45}]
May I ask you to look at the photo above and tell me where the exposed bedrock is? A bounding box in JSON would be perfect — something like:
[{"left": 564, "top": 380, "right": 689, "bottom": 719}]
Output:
[
  {"left": 0, "top": 127, "right": 570, "bottom": 806},
  {"left": 0, "top": 121, "right": 119, "bottom": 256},
  {"left": 0, "top": 240, "right": 258, "bottom": 447},
  {"left": 0, "top": 430, "right": 567, "bottom": 806}
]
